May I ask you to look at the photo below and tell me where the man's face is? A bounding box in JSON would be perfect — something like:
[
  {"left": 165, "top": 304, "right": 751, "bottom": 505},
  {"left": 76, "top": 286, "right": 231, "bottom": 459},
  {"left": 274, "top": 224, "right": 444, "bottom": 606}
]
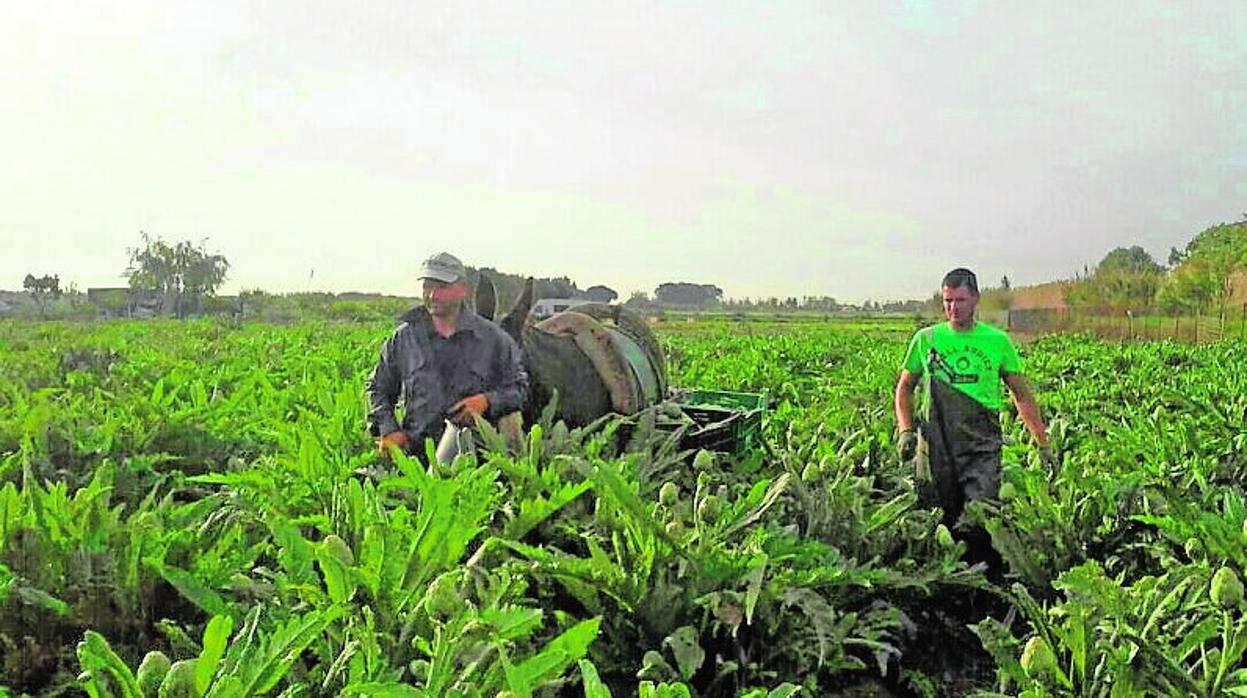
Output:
[
  {"left": 942, "top": 285, "right": 978, "bottom": 329},
  {"left": 422, "top": 279, "right": 468, "bottom": 318}
]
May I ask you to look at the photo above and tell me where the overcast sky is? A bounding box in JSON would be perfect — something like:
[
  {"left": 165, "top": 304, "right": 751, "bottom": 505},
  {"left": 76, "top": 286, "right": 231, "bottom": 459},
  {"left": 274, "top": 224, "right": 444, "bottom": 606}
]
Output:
[{"left": 3, "top": 1, "right": 1245, "bottom": 302}]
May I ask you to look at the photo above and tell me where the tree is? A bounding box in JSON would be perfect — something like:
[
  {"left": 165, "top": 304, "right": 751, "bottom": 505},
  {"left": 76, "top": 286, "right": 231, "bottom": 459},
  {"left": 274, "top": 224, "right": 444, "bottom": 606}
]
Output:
[
  {"left": 23, "top": 273, "right": 61, "bottom": 318},
  {"left": 124, "top": 233, "right": 229, "bottom": 317},
  {"left": 582, "top": 285, "right": 618, "bottom": 303},
  {"left": 1066, "top": 246, "right": 1166, "bottom": 314},
  {"left": 1096, "top": 246, "right": 1164, "bottom": 275},
  {"left": 1156, "top": 220, "right": 1247, "bottom": 312},
  {"left": 653, "top": 282, "right": 723, "bottom": 308},
  {"left": 534, "top": 276, "right": 579, "bottom": 299},
  {"left": 1000, "top": 275, "right": 1011, "bottom": 291},
  {"left": 624, "top": 290, "right": 650, "bottom": 308}
]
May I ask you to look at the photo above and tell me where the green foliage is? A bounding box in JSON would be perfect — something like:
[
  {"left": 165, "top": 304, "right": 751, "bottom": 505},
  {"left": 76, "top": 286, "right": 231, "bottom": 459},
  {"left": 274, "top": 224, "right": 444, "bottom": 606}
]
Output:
[
  {"left": 124, "top": 233, "right": 230, "bottom": 318},
  {"left": 1157, "top": 220, "right": 1247, "bottom": 312},
  {"left": 1, "top": 318, "right": 1245, "bottom": 696},
  {"left": 22, "top": 274, "right": 62, "bottom": 317},
  {"left": 1097, "top": 246, "right": 1165, "bottom": 276},
  {"left": 1065, "top": 246, "right": 1165, "bottom": 314},
  {"left": 654, "top": 282, "right": 724, "bottom": 308}
]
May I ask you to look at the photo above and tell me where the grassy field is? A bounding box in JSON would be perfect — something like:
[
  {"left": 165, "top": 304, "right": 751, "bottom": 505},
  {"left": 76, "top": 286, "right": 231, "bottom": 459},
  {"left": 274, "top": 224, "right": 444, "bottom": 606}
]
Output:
[{"left": 1, "top": 317, "right": 1246, "bottom": 696}]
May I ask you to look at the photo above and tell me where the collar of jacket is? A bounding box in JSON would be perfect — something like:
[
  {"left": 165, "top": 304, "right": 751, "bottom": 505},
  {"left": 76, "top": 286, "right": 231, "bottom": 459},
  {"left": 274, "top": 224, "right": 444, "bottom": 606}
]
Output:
[{"left": 399, "top": 306, "right": 487, "bottom": 338}]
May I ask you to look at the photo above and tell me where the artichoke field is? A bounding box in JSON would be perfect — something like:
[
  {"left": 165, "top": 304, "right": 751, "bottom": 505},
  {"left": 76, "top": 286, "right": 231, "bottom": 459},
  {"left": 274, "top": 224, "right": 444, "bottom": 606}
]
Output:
[{"left": 1, "top": 318, "right": 1245, "bottom": 697}]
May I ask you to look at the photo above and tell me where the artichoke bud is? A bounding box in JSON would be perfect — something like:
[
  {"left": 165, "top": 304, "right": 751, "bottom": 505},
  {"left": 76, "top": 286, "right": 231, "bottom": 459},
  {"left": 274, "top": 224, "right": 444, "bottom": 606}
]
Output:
[
  {"left": 136, "top": 650, "right": 172, "bottom": 697},
  {"left": 693, "top": 449, "right": 715, "bottom": 471},
  {"left": 157, "top": 659, "right": 198, "bottom": 698},
  {"left": 697, "top": 495, "right": 720, "bottom": 523},
  {"left": 323, "top": 534, "right": 354, "bottom": 566},
  {"left": 1211, "top": 566, "right": 1244, "bottom": 609},
  {"left": 1019, "top": 635, "right": 1058, "bottom": 677},
  {"left": 424, "top": 572, "right": 466, "bottom": 620}
]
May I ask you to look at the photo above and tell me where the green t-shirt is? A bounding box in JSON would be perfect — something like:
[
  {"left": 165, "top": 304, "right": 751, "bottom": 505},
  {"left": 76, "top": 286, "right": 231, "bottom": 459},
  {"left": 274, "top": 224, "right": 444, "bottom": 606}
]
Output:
[{"left": 901, "top": 321, "right": 1022, "bottom": 411}]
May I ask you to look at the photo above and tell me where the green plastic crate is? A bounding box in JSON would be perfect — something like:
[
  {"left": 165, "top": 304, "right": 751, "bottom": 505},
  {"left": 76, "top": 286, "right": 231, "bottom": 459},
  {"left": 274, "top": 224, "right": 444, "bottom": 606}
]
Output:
[
  {"left": 680, "top": 389, "right": 767, "bottom": 412},
  {"left": 674, "top": 389, "right": 766, "bottom": 456}
]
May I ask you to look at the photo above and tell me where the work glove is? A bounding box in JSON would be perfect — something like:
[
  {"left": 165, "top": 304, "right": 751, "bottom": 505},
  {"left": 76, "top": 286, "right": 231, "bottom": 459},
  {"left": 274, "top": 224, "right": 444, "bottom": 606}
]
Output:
[
  {"left": 896, "top": 429, "right": 919, "bottom": 462},
  {"left": 448, "top": 393, "right": 489, "bottom": 428},
  {"left": 377, "top": 430, "right": 410, "bottom": 459}
]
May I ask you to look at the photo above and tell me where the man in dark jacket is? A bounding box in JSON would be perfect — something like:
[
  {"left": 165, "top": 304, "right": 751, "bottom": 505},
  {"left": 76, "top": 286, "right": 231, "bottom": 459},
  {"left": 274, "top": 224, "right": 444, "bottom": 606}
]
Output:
[{"left": 366, "top": 252, "right": 528, "bottom": 458}]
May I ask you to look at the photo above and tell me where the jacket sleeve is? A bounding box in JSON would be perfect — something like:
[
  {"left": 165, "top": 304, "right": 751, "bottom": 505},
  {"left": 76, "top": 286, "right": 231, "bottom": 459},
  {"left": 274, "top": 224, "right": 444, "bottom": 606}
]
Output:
[
  {"left": 365, "top": 335, "right": 402, "bottom": 437},
  {"left": 485, "top": 331, "right": 528, "bottom": 419}
]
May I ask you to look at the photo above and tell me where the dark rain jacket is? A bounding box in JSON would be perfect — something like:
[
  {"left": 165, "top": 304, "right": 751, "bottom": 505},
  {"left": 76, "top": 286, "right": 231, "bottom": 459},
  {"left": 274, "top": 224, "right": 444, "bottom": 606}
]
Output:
[{"left": 365, "top": 307, "right": 528, "bottom": 447}]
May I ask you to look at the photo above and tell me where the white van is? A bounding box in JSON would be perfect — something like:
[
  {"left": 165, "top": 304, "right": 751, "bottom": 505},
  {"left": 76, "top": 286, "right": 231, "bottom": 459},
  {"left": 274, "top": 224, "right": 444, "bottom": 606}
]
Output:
[{"left": 529, "top": 297, "right": 588, "bottom": 320}]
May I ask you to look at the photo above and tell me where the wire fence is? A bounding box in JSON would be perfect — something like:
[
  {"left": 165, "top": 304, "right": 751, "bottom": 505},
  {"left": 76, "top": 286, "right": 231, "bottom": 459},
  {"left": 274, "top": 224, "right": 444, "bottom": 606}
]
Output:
[{"left": 1005, "top": 304, "right": 1247, "bottom": 343}]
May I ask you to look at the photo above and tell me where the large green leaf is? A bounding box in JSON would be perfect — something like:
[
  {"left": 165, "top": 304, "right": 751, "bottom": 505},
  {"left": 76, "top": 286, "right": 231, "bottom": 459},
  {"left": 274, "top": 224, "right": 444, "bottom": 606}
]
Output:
[
  {"left": 578, "top": 659, "right": 613, "bottom": 698},
  {"left": 154, "top": 564, "right": 230, "bottom": 616},
  {"left": 505, "top": 617, "right": 602, "bottom": 695},
  {"left": 316, "top": 540, "right": 355, "bottom": 603},
  {"left": 196, "top": 615, "right": 234, "bottom": 695},
  {"left": 662, "top": 626, "right": 704, "bottom": 682}
]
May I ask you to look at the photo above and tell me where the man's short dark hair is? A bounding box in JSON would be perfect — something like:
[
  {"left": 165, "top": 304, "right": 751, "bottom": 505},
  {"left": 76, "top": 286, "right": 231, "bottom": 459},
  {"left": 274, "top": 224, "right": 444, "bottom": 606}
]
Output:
[{"left": 942, "top": 268, "right": 979, "bottom": 296}]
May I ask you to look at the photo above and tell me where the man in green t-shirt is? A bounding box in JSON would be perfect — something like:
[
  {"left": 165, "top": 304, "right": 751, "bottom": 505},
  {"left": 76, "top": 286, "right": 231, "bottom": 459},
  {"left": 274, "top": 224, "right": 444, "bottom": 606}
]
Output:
[{"left": 894, "top": 268, "right": 1052, "bottom": 572}]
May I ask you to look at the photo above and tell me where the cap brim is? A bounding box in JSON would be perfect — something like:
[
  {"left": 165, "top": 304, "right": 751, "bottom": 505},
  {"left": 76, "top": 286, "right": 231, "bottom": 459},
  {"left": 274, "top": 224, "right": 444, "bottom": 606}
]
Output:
[{"left": 419, "top": 269, "right": 461, "bottom": 283}]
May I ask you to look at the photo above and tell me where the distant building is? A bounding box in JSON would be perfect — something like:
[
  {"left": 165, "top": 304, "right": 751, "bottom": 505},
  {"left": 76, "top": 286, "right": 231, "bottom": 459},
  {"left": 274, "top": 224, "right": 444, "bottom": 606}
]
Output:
[
  {"left": 87, "top": 287, "right": 171, "bottom": 317},
  {"left": 530, "top": 297, "right": 589, "bottom": 320}
]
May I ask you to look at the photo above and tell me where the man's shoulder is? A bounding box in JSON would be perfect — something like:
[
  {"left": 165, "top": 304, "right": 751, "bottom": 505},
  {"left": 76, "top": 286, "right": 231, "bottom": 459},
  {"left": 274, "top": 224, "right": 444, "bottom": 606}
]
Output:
[
  {"left": 462, "top": 311, "right": 518, "bottom": 347},
  {"left": 911, "top": 323, "right": 940, "bottom": 341},
  {"left": 974, "top": 322, "right": 1015, "bottom": 344},
  {"left": 388, "top": 307, "right": 431, "bottom": 343},
  {"left": 972, "top": 323, "right": 1022, "bottom": 361},
  {"left": 396, "top": 306, "right": 429, "bottom": 329}
]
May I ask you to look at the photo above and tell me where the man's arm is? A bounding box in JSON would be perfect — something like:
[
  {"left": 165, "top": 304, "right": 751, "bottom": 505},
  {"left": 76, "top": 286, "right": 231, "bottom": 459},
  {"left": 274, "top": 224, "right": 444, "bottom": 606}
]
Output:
[
  {"left": 895, "top": 370, "right": 920, "bottom": 432},
  {"left": 1003, "top": 372, "right": 1048, "bottom": 447},
  {"left": 484, "top": 333, "right": 529, "bottom": 419},
  {"left": 365, "top": 338, "right": 403, "bottom": 437}
]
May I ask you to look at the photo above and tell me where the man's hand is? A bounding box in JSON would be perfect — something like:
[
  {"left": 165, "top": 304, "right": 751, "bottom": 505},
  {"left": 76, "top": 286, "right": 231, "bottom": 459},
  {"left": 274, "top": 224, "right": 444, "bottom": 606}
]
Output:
[
  {"left": 377, "top": 431, "right": 410, "bottom": 459},
  {"left": 896, "top": 429, "right": 919, "bottom": 461},
  {"left": 448, "top": 394, "right": 489, "bottom": 427}
]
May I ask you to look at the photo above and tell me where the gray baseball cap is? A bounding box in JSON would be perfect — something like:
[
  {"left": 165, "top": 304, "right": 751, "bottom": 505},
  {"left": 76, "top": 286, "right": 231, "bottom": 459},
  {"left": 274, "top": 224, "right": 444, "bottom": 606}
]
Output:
[{"left": 418, "top": 252, "right": 467, "bottom": 283}]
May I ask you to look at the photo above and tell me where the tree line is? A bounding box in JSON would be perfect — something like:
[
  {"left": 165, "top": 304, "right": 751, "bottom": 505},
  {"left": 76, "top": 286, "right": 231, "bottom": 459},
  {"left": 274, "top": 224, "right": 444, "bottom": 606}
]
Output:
[
  {"left": 1064, "top": 218, "right": 1247, "bottom": 314},
  {"left": 15, "top": 234, "right": 694, "bottom": 319},
  {"left": 19, "top": 218, "right": 1247, "bottom": 320}
]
